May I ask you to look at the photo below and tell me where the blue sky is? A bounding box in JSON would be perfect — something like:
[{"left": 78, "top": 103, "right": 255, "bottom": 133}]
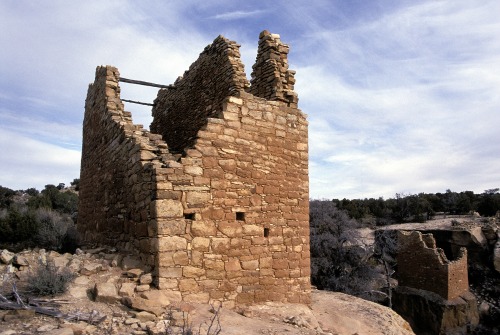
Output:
[{"left": 1, "top": 0, "right": 499, "bottom": 199}]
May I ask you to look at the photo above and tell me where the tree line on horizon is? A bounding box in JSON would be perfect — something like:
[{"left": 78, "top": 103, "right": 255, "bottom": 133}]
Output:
[{"left": 327, "top": 188, "right": 500, "bottom": 225}]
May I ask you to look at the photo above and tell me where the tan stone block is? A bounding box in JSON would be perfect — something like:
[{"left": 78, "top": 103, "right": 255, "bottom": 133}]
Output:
[
  {"left": 263, "top": 186, "right": 280, "bottom": 195},
  {"left": 183, "top": 292, "right": 210, "bottom": 303},
  {"left": 197, "top": 130, "right": 218, "bottom": 140},
  {"left": 218, "top": 134, "right": 236, "bottom": 143},
  {"left": 241, "top": 260, "right": 259, "bottom": 270},
  {"left": 151, "top": 199, "right": 183, "bottom": 218},
  {"left": 183, "top": 266, "right": 205, "bottom": 278},
  {"left": 156, "top": 181, "right": 173, "bottom": 190},
  {"left": 199, "top": 279, "right": 219, "bottom": 290},
  {"left": 208, "top": 208, "right": 225, "bottom": 220},
  {"left": 186, "top": 192, "right": 211, "bottom": 207},
  {"left": 243, "top": 224, "right": 263, "bottom": 236},
  {"left": 193, "top": 176, "right": 210, "bottom": 186},
  {"left": 202, "top": 157, "right": 218, "bottom": 167},
  {"left": 158, "top": 267, "right": 182, "bottom": 278},
  {"left": 204, "top": 168, "right": 224, "bottom": 178},
  {"left": 225, "top": 258, "right": 241, "bottom": 271},
  {"left": 191, "top": 220, "right": 217, "bottom": 236},
  {"left": 250, "top": 246, "right": 265, "bottom": 255},
  {"left": 273, "top": 259, "right": 288, "bottom": 270},
  {"left": 230, "top": 238, "right": 251, "bottom": 249},
  {"left": 156, "top": 190, "right": 182, "bottom": 200},
  {"left": 250, "top": 194, "right": 262, "bottom": 206},
  {"left": 260, "top": 268, "right": 274, "bottom": 276},
  {"left": 210, "top": 290, "right": 225, "bottom": 300},
  {"left": 197, "top": 146, "right": 219, "bottom": 156},
  {"left": 184, "top": 166, "right": 203, "bottom": 175},
  {"left": 191, "top": 250, "right": 203, "bottom": 266},
  {"left": 179, "top": 278, "right": 199, "bottom": 292},
  {"left": 206, "top": 269, "right": 225, "bottom": 279},
  {"left": 222, "top": 111, "right": 239, "bottom": 121},
  {"left": 218, "top": 221, "right": 242, "bottom": 237},
  {"left": 140, "top": 150, "right": 157, "bottom": 161},
  {"left": 119, "top": 282, "right": 136, "bottom": 297},
  {"left": 157, "top": 219, "right": 187, "bottom": 235},
  {"left": 191, "top": 237, "right": 210, "bottom": 251},
  {"left": 186, "top": 149, "right": 202, "bottom": 157},
  {"left": 219, "top": 159, "right": 236, "bottom": 171},
  {"left": 204, "top": 122, "right": 224, "bottom": 133},
  {"left": 173, "top": 251, "right": 189, "bottom": 265},
  {"left": 204, "top": 259, "right": 224, "bottom": 271},
  {"left": 236, "top": 292, "right": 254, "bottom": 304},
  {"left": 211, "top": 238, "right": 231, "bottom": 253},
  {"left": 227, "top": 96, "right": 243, "bottom": 105},
  {"left": 158, "top": 252, "right": 174, "bottom": 266},
  {"left": 251, "top": 237, "right": 267, "bottom": 245},
  {"left": 227, "top": 120, "right": 241, "bottom": 129},
  {"left": 158, "top": 236, "right": 187, "bottom": 252},
  {"left": 269, "top": 236, "right": 284, "bottom": 245}
]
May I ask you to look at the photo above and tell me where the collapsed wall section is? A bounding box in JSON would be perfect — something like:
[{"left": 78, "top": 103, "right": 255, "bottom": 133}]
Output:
[
  {"left": 79, "top": 66, "right": 177, "bottom": 268},
  {"left": 150, "top": 36, "right": 249, "bottom": 153},
  {"left": 397, "top": 231, "right": 469, "bottom": 300}
]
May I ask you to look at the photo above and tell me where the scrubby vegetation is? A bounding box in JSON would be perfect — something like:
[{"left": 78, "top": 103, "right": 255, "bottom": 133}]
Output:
[
  {"left": 0, "top": 181, "right": 79, "bottom": 253},
  {"left": 26, "top": 260, "right": 76, "bottom": 296},
  {"left": 310, "top": 200, "right": 380, "bottom": 299}
]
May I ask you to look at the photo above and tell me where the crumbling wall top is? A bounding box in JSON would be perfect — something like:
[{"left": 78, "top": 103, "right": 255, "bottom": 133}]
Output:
[
  {"left": 150, "top": 35, "right": 249, "bottom": 153},
  {"left": 249, "top": 30, "right": 298, "bottom": 107}
]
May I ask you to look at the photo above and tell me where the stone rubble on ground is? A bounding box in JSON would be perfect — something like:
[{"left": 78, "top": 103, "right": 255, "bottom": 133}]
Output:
[{"left": 0, "top": 246, "right": 414, "bottom": 334}]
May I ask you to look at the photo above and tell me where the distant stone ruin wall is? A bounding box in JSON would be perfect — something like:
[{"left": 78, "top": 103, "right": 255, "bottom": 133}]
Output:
[
  {"left": 150, "top": 36, "right": 249, "bottom": 153},
  {"left": 397, "top": 231, "right": 469, "bottom": 300},
  {"left": 79, "top": 32, "right": 310, "bottom": 307}
]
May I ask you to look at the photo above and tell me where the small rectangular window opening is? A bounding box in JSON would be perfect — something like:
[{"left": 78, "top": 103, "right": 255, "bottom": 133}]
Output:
[
  {"left": 184, "top": 213, "right": 195, "bottom": 220},
  {"left": 236, "top": 212, "right": 245, "bottom": 221},
  {"left": 264, "top": 227, "right": 270, "bottom": 238}
]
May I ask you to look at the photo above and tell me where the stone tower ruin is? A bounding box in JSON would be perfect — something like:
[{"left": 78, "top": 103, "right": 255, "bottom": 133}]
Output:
[{"left": 78, "top": 31, "right": 310, "bottom": 307}]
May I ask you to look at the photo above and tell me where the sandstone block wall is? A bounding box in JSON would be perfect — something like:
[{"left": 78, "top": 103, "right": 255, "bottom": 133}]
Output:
[
  {"left": 78, "top": 32, "right": 310, "bottom": 307},
  {"left": 79, "top": 66, "right": 177, "bottom": 268},
  {"left": 396, "top": 231, "right": 469, "bottom": 300},
  {"left": 150, "top": 36, "right": 249, "bottom": 153},
  {"left": 249, "top": 30, "right": 298, "bottom": 107}
]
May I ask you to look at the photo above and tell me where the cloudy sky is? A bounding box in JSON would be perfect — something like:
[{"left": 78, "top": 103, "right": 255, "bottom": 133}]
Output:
[{"left": 1, "top": 0, "right": 499, "bottom": 199}]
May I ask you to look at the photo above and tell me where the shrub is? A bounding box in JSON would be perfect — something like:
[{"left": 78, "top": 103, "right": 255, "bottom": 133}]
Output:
[
  {"left": 34, "top": 208, "right": 77, "bottom": 251},
  {"left": 26, "top": 261, "right": 75, "bottom": 296},
  {"left": 310, "top": 200, "right": 377, "bottom": 297}
]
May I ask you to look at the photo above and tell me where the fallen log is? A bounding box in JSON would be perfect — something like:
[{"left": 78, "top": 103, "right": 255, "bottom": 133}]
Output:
[{"left": 0, "top": 286, "right": 106, "bottom": 324}]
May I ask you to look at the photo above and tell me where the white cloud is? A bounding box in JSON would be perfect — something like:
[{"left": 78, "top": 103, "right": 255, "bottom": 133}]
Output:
[
  {"left": 209, "top": 10, "right": 265, "bottom": 20},
  {"left": 0, "top": 130, "right": 80, "bottom": 190},
  {"left": 1, "top": 0, "right": 499, "bottom": 199},
  {"left": 293, "top": 1, "right": 500, "bottom": 199}
]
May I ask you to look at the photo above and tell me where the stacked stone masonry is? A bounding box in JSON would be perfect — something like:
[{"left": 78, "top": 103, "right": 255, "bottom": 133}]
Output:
[
  {"left": 396, "top": 231, "right": 469, "bottom": 300},
  {"left": 249, "top": 30, "right": 298, "bottom": 107},
  {"left": 78, "top": 31, "right": 310, "bottom": 308}
]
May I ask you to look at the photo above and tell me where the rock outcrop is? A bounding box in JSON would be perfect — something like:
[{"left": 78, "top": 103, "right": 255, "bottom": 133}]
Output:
[{"left": 393, "top": 286, "right": 479, "bottom": 335}]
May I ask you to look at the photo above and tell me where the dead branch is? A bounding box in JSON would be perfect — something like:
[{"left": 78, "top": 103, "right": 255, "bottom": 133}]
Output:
[{"left": 0, "top": 285, "right": 106, "bottom": 324}]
